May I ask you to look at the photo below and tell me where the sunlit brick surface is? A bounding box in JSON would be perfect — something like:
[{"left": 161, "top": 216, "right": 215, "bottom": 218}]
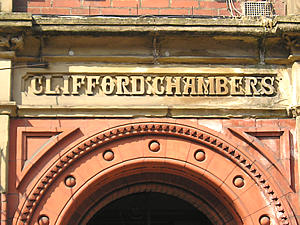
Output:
[{"left": 13, "top": 0, "right": 286, "bottom": 16}]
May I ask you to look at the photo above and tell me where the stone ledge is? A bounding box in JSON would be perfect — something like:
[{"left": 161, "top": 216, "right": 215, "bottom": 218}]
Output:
[
  {"left": 16, "top": 105, "right": 290, "bottom": 118},
  {"left": 0, "top": 102, "right": 16, "bottom": 116}
]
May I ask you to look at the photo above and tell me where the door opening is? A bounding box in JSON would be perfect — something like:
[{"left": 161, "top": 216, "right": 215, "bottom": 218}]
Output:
[{"left": 87, "top": 192, "right": 214, "bottom": 225}]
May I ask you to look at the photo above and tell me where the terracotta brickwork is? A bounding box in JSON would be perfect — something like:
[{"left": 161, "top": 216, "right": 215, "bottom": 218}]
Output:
[
  {"left": 13, "top": 0, "right": 286, "bottom": 16},
  {"left": 7, "top": 118, "right": 299, "bottom": 225}
]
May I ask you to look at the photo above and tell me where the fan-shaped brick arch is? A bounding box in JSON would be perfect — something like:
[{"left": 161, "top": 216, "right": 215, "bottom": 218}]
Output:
[{"left": 14, "top": 122, "right": 296, "bottom": 225}]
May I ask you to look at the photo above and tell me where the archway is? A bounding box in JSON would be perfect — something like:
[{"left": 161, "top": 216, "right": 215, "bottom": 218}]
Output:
[
  {"left": 14, "top": 122, "right": 295, "bottom": 225},
  {"left": 74, "top": 170, "right": 241, "bottom": 225},
  {"left": 86, "top": 192, "right": 213, "bottom": 225}
]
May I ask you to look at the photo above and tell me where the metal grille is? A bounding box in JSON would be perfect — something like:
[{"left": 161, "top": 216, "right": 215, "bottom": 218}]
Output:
[{"left": 244, "top": 1, "right": 272, "bottom": 17}]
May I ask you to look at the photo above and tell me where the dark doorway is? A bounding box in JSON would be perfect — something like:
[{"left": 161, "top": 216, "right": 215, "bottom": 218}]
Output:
[{"left": 87, "top": 192, "right": 214, "bottom": 225}]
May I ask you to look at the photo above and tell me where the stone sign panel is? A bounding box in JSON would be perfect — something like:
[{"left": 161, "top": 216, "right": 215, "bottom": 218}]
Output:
[
  {"left": 14, "top": 66, "right": 289, "bottom": 117},
  {"left": 25, "top": 74, "right": 276, "bottom": 97}
]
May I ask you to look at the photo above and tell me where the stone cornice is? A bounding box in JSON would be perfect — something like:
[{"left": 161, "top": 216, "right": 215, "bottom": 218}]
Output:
[
  {"left": 29, "top": 15, "right": 300, "bottom": 36},
  {"left": 0, "top": 13, "right": 299, "bottom": 36},
  {"left": 0, "top": 13, "right": 31, "bottom": 33}
]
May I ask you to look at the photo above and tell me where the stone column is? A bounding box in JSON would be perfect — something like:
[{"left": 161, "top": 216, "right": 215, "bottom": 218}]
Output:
[
  {"left": 291, "top": 62, "right": 300, "bottom": 209},
  {"left": 287, "top": 0, "right": 300, "bottom": 15},
  {"left": 0, "top": 58, "right": 12, "bottom": 225},
  {"left": 297, "top": 116, "right": 300, "bottom": 208},
  {"left": 0, "top": 60, "right": 11, "bottom": 194},
  {"left": 0, "top": 0, "right": 12, "bottom": 12}
]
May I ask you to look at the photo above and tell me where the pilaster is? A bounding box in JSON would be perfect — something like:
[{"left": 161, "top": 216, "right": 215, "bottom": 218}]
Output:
[
  {"left": 287, "top": 0, "right": 300, "bottom": 15},
  {"left": 0, "top": 115, "right": 9, "bottom": 193},
  {"left": 297, "top": 116, "right": 300, "bottom": 210},
  {"left": 0, "top": 60, "right": 11, "bottom": 102},
  {"left": 291, "top": 61, "right": 300, "bottom": 212},
  {"left": 0, "top": 58, "right": 11, "bottom": 194},
  {"left": 292, "top": 62, "right": 300, "bottom": 106},
  {"left": 0, "top": 0, "right": 12, "bottom": 12}
]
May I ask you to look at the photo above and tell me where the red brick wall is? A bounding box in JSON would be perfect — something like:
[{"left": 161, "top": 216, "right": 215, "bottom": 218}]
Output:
[{"left": 13, "top": 0, "right": 286, "bottom": 16}]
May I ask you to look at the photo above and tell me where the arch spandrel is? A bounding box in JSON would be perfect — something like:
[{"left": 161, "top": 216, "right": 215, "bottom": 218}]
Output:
[{"left": 14, "top": 122, "right": 297, "bottom": 225}]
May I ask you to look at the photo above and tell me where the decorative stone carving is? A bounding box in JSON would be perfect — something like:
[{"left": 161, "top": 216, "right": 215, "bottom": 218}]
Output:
[
  {"left": 233, "top": 176, "right": 245, "bottom": 188},
  {"left": 259, "top": 215, "right": 271, "bottom": 225},
  {"left": 283, "top": 35, "right": 300, "bottom": 54},
  {"left": 0, "top": 36, "right": 10, "bottom": 48},
  {"left": 103, "top": 150, "right": 114, "bottom": 161},
  {"left": 38, "top": 215, "right": 49, "bottom": 225},
  {"left": 10, "top": 36, "right": 24, "bottom": 50},
  {"left": 149, "top": 140, "right": 160, "bottom": 152},
  {"left": 0, "top": 35, "right": 23, "bottom": 51},
  {"left": 194, "top": 150, "right": 206, "bottom": 161},
  {"left": 64, "top": 175, "right": 76, "bottom": 188}
]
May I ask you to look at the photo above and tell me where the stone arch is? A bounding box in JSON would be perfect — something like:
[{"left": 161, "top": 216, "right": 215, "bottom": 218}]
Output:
[
  {"left": 57, "top": 160, "right": 242, "bottom": 225},
  {"left": 14, "top": 122, "right": 296, "bottom": 225}
]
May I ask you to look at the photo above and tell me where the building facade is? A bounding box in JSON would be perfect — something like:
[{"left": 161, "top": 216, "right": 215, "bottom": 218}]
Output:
[{"left": 0, "top": 0, "right": 300, "bottom": 225}]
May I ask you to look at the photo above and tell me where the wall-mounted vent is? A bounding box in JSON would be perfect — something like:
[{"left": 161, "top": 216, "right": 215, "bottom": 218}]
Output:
[{"left": 243, "top": 1, "right": 273, "bottom": 17}]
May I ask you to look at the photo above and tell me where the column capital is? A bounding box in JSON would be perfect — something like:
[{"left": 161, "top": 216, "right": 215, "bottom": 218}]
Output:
[
  {"left": 290, "top": 106, "right": 300, "bottom": 117},
  {"left": 0, "top": 35, "right": 23, "bottom": 59}
]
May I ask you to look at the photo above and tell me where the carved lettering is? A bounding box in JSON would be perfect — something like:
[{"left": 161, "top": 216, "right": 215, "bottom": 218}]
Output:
[
  {"left": 86, "top": 76, "right": 100, "bottom": 95},
  {"left": 245, "top": 77, "right": 260, "bottom": 96},
  {"left": 166, "top": 76, "right": 181, "bottom": 96},
  {"left": 197, "top": 77, "right": 215, "bottom": 95},
  {"left": 153, "top": 77, "right": 165, "bottom": 95},
  {"left": 261, "top": 77, "right": 275, "bottom": 95},
  {"left": 45, "top": 75, "right": 59, "bottom": 95},
  {"left": 25, "top": 74, "right": 277, "bottom": 97},
  {"left": 215, "top": 77, "right": 229, "bottom": 95},
  {"left": 131, "top": 76, "right": 145, "bottom": 95},
  {"left": 230, "top": 77, "right": 244, "bottom": 96},
  {"left": 101, "top": 76, "right": 115, "bottom": 95},
  {"left": 72, "top": 75, "right": 85, "bottom": 95},
  {"left": 183, "top": 77, "right": 197, "bottom": 96},
  {"left": 30, "top": 76, "right": 44, "bottom": 95},
  {"left": 62, "top": 75, "right": 71, "bottom": 95},
  {"left": 116, "top": 76, "right": 130, "bottom": 95}
]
